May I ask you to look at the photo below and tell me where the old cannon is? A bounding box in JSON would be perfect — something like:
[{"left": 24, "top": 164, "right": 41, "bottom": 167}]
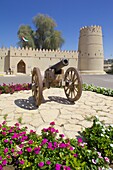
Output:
[{"left": 32, "top": 58, "right": 82, "bottom": 106}]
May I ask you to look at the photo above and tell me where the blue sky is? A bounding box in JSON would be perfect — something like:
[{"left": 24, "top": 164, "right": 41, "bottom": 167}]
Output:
[{"left": 0, "top": 0, "right": 113, "bottom": 59}]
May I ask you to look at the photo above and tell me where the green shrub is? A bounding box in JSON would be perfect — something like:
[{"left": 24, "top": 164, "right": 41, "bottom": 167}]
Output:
[
  {"left": 83, "top": 84, "right": 113, "bottom": 97},
  {"left": 82, "top": 116, "right": 113, "bottom": 165}
]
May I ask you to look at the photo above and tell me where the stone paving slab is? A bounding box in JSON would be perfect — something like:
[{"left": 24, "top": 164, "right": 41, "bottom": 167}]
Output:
[{"left": 0, "top": 88, "right": 113, "bottom": 138}]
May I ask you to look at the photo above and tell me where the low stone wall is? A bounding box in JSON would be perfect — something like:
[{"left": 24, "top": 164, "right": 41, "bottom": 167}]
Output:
[{"left": 9, "top": 47, "right": 78, "bottom": 74}]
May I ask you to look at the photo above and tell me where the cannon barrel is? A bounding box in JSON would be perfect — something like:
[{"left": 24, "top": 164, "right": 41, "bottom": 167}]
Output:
[{"left": 47, "top": 58, "right": 69, "bottom": 73}]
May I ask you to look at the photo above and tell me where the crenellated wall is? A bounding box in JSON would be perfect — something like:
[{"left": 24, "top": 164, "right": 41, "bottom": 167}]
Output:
[
  {"left": 0, "top": 25, "right": 105, "bottom": 75},
  {"left": 0, "top": 47, "right": 78, "bottom": 74}
]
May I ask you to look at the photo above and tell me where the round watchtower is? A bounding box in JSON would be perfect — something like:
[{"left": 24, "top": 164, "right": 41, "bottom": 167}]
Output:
[{"left": 78, "top": 25, "right": 105, "bottom": 74}]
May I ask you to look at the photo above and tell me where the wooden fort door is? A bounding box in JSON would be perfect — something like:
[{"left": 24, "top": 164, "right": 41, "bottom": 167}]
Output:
[{"left": 17, "top": 60, "right": 26, "bottom": 73}]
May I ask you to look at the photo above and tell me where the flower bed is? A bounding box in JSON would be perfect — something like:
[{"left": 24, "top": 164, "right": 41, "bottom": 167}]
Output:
[
  {"left": 0, "top": 119, "right": 112, "bottom": 170},
  {"left": 0, "top": 83, "right": 31, "bottom": 94},
  {"left": 83, "top": 84, "right": 113, "bottom": 97},
  {"left": 0, "top": 83, "right": 113, "bottom": 98}
]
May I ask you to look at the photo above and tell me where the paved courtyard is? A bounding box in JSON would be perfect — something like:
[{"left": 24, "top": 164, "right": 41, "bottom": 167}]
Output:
[{"left": 0, "top": 88, "right": 113, "bottom": 138}]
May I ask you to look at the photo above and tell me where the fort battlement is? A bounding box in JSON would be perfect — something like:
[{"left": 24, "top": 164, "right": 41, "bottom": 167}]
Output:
[
  {"left": 9, "top": 47, "right": 78, "bottom": 59},
  {"left": 0, "top": 48, "right": 9, "bottom": 57},
  {"left": 80, "top": 25, "right": 102, "bottom": 33},
  {"left": 0, "top": 47, "right": 78, "bottom": 74},
  {"left": 0, "top": 25, "right": 105, "bottom": 75}
]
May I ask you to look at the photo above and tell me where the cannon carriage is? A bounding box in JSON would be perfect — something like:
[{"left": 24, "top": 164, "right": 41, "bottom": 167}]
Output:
[{"left": 32, "top": 58, "right": 82, "bottom": 107}]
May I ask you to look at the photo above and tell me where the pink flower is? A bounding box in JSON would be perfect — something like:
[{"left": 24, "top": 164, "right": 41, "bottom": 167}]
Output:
[
  {"left": 50, "top": 121, "right": 55, "bottom": 126},
  {"left": 41, "top": 138, "right": 48, "bottom": 145},
  {"left": 4, "top": 148, "right": 8, "bottom": 154},
  {"left": 30, "top": 130, "right": 36, "bottom": 133},
  {"left": 46, "top": 160, "right": 51, "bottom": 165},
  {"left": 15, "top": 123, "right": 20, "bottom": 126},
  {"left": 19, "top": 160, "right": 25, "bottom": 164},
  {"left": 11, "top": 148, "right": 15, "bottom": 153},
  {"left": 73, "top": 153, "right": 78, "bottom": 157},
  {"left": 12, "top": 133, "right": 18, "bottom": 139},
  {"left": 20, "top": 136, "right": 28, "bottom": 142},
  {"left": 4, "top": 139, "right": 8, "bottom": 143},
  {"left": 54, "top": 142, "right": 58, "bottom": 148},
  {"left": 28, "top": 140, "right": 33, "bottom": 144},
  {"left": 59, "top": 143, "right": 66, "bottom": 148},
  {"left": 18, "top": 150, "right": 23, "bottom": 155},
  {"left": 38, "top": 162, "right": 44, "bottom": 168},
  {"left": 19, "top": 144, "right": 24, "bottom": 148},
  {"left": 34, "top": 147, "right": 40, "bottom": 154},
  {"left": 69, "top": 146, "right": 74, "bottom": 150},
  {"left": 59, "top": 134, "right": 65, "bottom": 138},
  {"left": 104, "top": 157, "right": 109, "bottom": 163},
  {"left": 22, "top": 135, "right": 28, "bottom": 140},
  {"left": 97, "top": 152, "right": 103, "bottom": 158},
  {"left": 0, "top": 165, "right": 3, "bottom": 170},
  {"left": 34, "top": 150, "right": 40, "bottom": 154},
  {"left": 77, "top": 138, "right": 83, "bottom": 143},
  {"left": 26, "top": 147, "right": 32, "bottom": 152},
  {"left": 10, "top": 140, "right": 13, "bottom": 144},
  {"left": 63, "top": 166, "right": 71, "bottom": 170},
  {"left": 43, "top": 128, "right": 47, "bottom": 132},
  {"left": 50, "top": 127, "right": 56, "bottom": 133},
  {"left": 2, "top": 127, "right": 6, "bottom": 131},
  {"left": 21, "top": 131, "right": 26, "bottom": 135},
  {"left": 48, "top": 142, "right": 53, "bottom": 149},
  {"left": 55, "top": 163, "right": 61, "bottom": 170},
  {"left": 56, "top": 129, "right": 59, "bottom": 133},
  {"left": 2, "top": 121, "right": 6, "bottom": 125},
  {"left": 7, "top": 155, "right": 11, "bottom": 159},
  {"left": 9, "top": 129, "right": 13, "bottom": 133},
  {"left": 2, "top": 131, "right": 6, "bottom": 136},
  {"left": 2, "top": 159, "right": 7, "bottom": 166},
  {"left": 34, "top": 147, "right": 40, "bottom": 151}
]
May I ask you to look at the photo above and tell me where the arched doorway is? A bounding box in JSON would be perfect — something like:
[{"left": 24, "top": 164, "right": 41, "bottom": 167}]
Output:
[{"left": 17, "top": 60, "right": 26, "bottom": 73}]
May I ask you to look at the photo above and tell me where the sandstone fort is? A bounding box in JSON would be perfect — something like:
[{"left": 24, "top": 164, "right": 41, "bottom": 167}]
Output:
[{"left": 0, "top": 25, "right": 105, "bottom": 75}]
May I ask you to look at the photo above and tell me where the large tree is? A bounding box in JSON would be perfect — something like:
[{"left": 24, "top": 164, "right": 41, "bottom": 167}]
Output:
[
  {"left": 17, "top": 14, "right": 64, "bottom": 50},
  {"left": 17, "top": 25, "right": 35, "bottom": 48}
]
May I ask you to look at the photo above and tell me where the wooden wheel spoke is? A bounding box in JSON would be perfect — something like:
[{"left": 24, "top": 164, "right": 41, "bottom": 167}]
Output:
[
  {"left": 73, "top": 77, "right": 78, "bottom": 83},
  {"left": 32, "top": 83, "right": 36, "bottom": 90},
  {"left": 73, "top": 90, "right": 76, "bottom": 98},
  {"left": 74, "top": 87, "right": 78, "bottom": 92},
  {"left": 70, "top": 70, "right": 73, "bottom": 79},
  {"left": 72, "top": 72, "right": 76, "bottom": 81},
  {"left": 68, "top": 89, "right": 71, "bottom": 96},
  {"left": 65, "top": 87, "right": 69, "bottom": 92},
  {"left": 74, "top": 82, "right": 79, "bottom": 87},
  {"left": 71, "top": 89, "right": 76, "bottom": 98},
  {"left": 71, "top": 91, "right": 73, "bottom": 98}
]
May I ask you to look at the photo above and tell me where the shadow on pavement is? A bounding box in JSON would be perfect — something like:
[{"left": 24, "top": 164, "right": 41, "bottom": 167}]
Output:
[
  {"left": 14, "top": 96, "right": 38, "bottom": 110},
  {"left": 47, "top": 96, "right": 75, "bottom": 105},
  {"left": 14, "top": 95, "right": 75, "bottom": 110}
]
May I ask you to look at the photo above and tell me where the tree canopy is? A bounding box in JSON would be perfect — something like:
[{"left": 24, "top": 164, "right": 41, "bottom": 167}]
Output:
[
  {"left": 17, "top": 14, "right": 64, "bottom": 50},
  {"left": 17, "top": 25, "right": 35, "bottom": 48}
]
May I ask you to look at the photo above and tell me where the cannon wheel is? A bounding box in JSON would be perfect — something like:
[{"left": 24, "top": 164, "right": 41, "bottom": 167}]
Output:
[
  {"left": 64, "top": 67, "right": 82, "bottom": 102},
  {"left": 32, "top": 67, "right": 43, "bottom": 106}
]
